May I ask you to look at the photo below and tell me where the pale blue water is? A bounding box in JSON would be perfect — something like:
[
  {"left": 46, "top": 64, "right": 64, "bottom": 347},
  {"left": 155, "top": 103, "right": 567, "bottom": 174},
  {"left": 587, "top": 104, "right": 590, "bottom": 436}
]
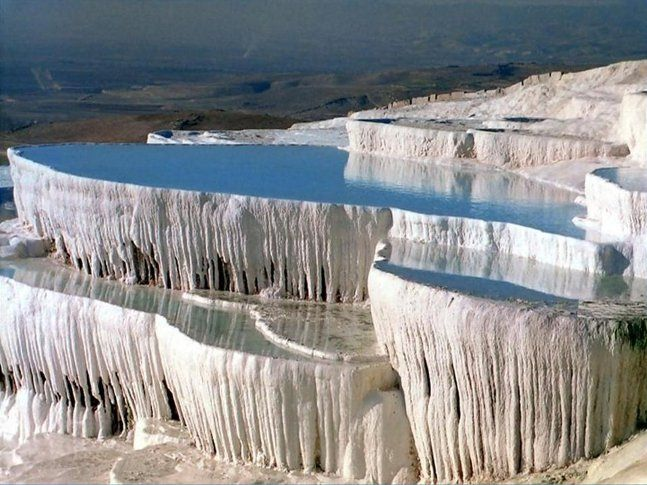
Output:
[
  {"left": 376, "top": 240, "right": 647, "bottom": 306},
  {"left": 17, "top": 144, "right": 585, "bottom": 238},
  {"left": 0, "top": 258, "right": 381, "bottom": 359},
  {"left": 595, "top": 167, "right": 647, "bottom": 192},
  {"left": 376, "top": 260, "right": 576, "bottom": 307},
  {"left": 0, "top": 259, "right": 298, "bottom": 359}
]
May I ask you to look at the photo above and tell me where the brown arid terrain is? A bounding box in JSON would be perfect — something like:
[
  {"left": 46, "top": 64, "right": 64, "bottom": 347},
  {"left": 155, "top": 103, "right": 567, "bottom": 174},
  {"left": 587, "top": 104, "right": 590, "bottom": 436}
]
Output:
[
  {"left": 0, "top": 110, "right": 296, "bottom": 165},
  {"left": 1, "top": 62, "right": 593, "bottom": 165}
]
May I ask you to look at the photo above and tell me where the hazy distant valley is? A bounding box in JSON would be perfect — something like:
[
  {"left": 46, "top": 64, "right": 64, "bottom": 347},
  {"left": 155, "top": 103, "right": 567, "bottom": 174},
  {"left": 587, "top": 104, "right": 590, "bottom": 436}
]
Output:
[{"left": 0, "top": 61, "right": 595, "bottom": 162}]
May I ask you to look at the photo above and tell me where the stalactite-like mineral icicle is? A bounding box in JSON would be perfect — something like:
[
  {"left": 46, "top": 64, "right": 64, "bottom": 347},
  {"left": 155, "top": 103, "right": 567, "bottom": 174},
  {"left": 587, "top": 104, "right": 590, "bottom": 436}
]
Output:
[
  {"left": 0, "top": 274, "right": 418, "bottom": 483},
  {"left": 369, "top": 263, "right": 647, "bottom": 482}
]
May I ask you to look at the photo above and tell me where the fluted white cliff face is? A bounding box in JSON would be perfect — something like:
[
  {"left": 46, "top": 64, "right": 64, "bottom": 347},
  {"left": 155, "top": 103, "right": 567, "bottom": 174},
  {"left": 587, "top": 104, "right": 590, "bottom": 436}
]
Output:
[
  {"left": 347, "top": 120, "right": 474, "bottom": 160},
  {"left": 389, "top": 209, "right": 628, "bottom": 276},
  {"left": 9, "top": 150, "right": 391, "bottom": 302},
  {"left": 0, "top": 274, "right": 417, "bottom": 483},
  {"left": 0, "top": 277, "right": 172, "bottom": 443},
  {"left": 368, "top": 263, "right": 647, "bottom": 483},
  {"left": 619, "top": 92, "right": 647, "bottom": 162},
  {"left": 157, "top": 323, "right": 416, "bottom": 482},
  {"left": 469, "top": 129, "right": 628, "bottom": 169},
  {"left": 347, "top": 120, "right": 628, "bottom": 169}
]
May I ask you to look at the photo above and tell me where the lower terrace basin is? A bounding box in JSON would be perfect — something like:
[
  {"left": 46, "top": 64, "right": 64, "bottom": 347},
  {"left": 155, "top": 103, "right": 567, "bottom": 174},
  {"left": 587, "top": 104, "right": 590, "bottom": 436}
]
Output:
[
  {"left": 0, "top": 257, "right": 415, "bottom": 483},
  {"left": 584, "top": 167, "right": 647, "bottom": 240},
  {"left": 380, "top": 238, "right": 647, "bottom": 306},
  {"left": 10, "top": 143, "right": 632, "bottom": 302},
  {"left": 368, "top": 247, "right": 647, "bottom": 482}
]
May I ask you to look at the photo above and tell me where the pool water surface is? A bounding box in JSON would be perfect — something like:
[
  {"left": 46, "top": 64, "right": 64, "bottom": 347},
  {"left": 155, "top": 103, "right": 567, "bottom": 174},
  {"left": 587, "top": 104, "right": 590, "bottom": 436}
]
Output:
[{"left": 16, "top": 144, "right": 585, "bottom": 238}]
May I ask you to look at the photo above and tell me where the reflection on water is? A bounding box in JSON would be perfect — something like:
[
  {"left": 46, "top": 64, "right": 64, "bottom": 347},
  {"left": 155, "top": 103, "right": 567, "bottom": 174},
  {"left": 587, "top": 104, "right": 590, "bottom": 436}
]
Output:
[
  {"left": 256, "top": 300, "right": 381, "bottom": 359},
  {"left": 0, "top": 258, "right": 295, "bottom": 358},
  {"left": 345, "top": 151, "right": 584, "bottom": 237},
  {"left": 594, "top": 167, "right": 647, "bottom": 192},
  {"left": 1, "top": 258, "right": 383, "bottom": 360},
  {"left": 380, "top": 239, "right": 647, "bottom": 306},
  {"left": 0, "top": 187, "right": 16, "bottom": 223},
  {"left": 18, "top": 144, "right": 584, "bottom": 237}
]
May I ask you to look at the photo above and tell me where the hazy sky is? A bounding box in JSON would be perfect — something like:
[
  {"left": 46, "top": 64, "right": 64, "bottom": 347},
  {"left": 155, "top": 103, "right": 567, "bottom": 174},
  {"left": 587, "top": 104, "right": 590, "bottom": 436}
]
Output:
[{"left": 2, "top": 0, "right": 646, "bottom": 73}]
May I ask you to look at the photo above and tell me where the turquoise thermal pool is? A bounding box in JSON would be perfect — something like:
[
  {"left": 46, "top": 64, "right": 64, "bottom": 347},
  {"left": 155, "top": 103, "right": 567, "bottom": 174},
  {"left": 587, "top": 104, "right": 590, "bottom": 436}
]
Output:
[
  {"left": 15, "top": 144, "right": 585, "bottom": 238},
  {"left": 594, "top": 167, "right": 647, "bottom": 192},
  {"left": 0, "top": 259, "right": 379, "bottom": 360}
]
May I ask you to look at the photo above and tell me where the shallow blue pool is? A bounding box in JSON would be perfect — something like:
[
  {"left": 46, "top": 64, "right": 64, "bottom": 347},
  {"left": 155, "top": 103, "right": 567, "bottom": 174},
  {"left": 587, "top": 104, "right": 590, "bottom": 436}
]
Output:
[
  {"left": 594, "top": 167, "right": 647, "bottom": 192},
  {"left": 378, "top": 240, "right": 647, "bottom": 306},
  {"left": 17, "top": 144, "right": 585, "bottom": 238}
]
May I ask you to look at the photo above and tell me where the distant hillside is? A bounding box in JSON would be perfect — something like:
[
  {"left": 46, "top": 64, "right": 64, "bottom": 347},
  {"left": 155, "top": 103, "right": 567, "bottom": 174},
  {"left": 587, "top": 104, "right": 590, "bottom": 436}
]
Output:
[
  {"left": 0, "top": 110, "right": 296, "bottom": 164},
  {"left": 1, "top": 62, "right": 590, "bottom": 131}
]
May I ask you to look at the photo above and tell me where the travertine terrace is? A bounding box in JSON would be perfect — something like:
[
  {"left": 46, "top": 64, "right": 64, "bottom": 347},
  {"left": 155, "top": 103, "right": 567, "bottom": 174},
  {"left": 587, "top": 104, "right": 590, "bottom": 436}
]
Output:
[{"left": 2, "top": 60, "right": 647, "bottom": 483}]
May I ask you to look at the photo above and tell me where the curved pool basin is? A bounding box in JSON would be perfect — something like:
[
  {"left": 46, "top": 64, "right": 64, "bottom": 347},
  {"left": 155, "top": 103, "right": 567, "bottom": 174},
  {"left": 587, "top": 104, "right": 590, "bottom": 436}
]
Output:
[
  {"left": 0, "top": 258, "right": 381, "bottom": 361},
  {"left": 14, "top": 144, "right": 584, "bottom": 238},
  {"left": 12, "top": 143, "right": 616, "bottom": 300},
  {"left": 0, "top": 258, "right": 290, "bottom": 358},
  {"left": 584, "top": 166, "right": 647, "bottom": 238},
  {"left": 377, "top": 239, "right": 647, "bottom": 306},
  {"left": 593, "top": 167, "right": 647, "bottom": 192},
  {"left": 0, "top": 259, "right": 408, "bottom": 478}
]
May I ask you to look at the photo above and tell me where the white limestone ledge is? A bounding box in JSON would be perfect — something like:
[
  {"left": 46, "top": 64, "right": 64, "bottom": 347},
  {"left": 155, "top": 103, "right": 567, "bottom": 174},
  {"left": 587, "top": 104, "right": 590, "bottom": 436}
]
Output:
[
  {"left": 619, "top": 91, "right": 647, "bottom": 162},
  {"left": 584, "top": 168, "right": 647, "bottom": 238},
  {"left": 10, "top": 147, "right": 635, "bottom": 301},
  {"left": 347, "top": 119, "right": 474, "bottom": 160},
  {"left": 0, "top": 218, "right": 48, "bottom": 260},
  {"left": 182, "top": 292, "right": 385, "bottom": 363},
  {"left": 347, "top": 119, "right": 628, "bottom": 169},
  {"left": 368, "top": 258, "right": 647, "bottom": 483},
  {"left": 9, "top": 149, "right": 391, "bottom": 303},
  {"left": 147, "top": 117, "right": 349, "bottom": 148},
  {"left": 0, "top": 275, "right": 417, "bottom": 483},
  {"left": 389, "top": 209, "right": 629, "bottom": 276},
  {"left": 470, "top": 128, "right": 628, "bottom": 169}
]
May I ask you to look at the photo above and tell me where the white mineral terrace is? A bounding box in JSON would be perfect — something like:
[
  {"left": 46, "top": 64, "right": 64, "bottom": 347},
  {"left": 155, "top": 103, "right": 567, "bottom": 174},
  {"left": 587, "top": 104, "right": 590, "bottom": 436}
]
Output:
[
  {"left": 3, "top": 60, "right": 647, "bottom": 483},
  {"left": 369, "top": 256, "right": 647, "bottom": 482},
  {"left": 6, "top": 142, "right": 640, "bottom": 301},
  {"left": 347, "top": 61, "right": 647, "bottom": 176},
  {"left": 0, "top": 258, "right": 416, "bottom": 483}
]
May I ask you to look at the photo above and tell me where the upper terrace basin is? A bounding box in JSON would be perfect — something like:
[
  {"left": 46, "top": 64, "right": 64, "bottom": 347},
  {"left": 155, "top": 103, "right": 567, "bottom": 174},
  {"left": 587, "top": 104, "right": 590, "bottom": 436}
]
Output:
[
  {"left": 9, "top": 144, "right": 607, "bottom": 301},
  {"left": 377, "top": 239, "right": 647, "bottom": 306},
  {"left": 596, "top": 167, "right": 647, "bottom": 192},
  {"left": 14, "top": 144, "right": 584, "bottom": 236}
]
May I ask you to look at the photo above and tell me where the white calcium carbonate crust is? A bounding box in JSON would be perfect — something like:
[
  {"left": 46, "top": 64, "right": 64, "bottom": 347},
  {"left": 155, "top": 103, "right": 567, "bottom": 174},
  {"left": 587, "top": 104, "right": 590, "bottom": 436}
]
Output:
[
  {"left": 585, "top": 170, "right": 647, "bottom": 238},
  {"left": 10, "top": 147, "right": 637, "bottom": 303},
  {"left": 368, "top": 264, "right": 647, "bottom": 482},
  {"left": 9, "top": 149, "right": 391, "bottom": 302},
  {"left": 618, "top": 91, "right": 647, "bottom": 162},
  {"left": 349, "top": 61, "right": 647, "bottom": 172},
  {"left": 0, "top": 275, "right": 417, "bottom": 483},
  {"left": 389, "top": 209, "right": 628, "bottom": 275},
  {"left": 347, "top": 120, "right": 474, "bottom": 160}
]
